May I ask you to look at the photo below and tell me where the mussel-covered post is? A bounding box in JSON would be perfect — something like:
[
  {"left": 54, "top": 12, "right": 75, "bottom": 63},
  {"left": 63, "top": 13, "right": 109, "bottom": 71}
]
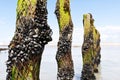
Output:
[
  {"left": 6, "top": 0, "right": 52, "bottom": 80},
  {"left": 55, "top": 0, "right": 74, "bottom": 80},
  {"left": 92, "top": 15, "right": 101, "bottom": 73},
  {"left": 81, "top": 13, "right": 101, "bottom": 80}
]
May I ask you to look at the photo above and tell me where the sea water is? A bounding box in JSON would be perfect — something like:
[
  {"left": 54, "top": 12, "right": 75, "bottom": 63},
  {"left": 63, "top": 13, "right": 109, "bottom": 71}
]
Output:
[{"left": 0, "top": 45, "right": 120, "bottom": 80}]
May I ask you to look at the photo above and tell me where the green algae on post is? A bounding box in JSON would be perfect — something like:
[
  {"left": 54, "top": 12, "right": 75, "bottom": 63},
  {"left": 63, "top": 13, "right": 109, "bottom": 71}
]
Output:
[
  {"left": 55, "top": 0, "right": 74, "bottom": 80},
  {"left": 6, "top": 0, "right": 52, "bottom": 80},
  {"left": 81, "top": 13, "right": 101, "bottom": 80}
]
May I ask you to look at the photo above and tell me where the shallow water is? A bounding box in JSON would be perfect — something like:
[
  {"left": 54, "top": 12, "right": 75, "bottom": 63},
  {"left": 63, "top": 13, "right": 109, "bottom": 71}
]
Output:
[{"left": 0, "top": 45, "right": 120, "bottom": 80}]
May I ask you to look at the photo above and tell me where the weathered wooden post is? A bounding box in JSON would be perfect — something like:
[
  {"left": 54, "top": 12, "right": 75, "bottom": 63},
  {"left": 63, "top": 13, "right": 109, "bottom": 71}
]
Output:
[
  {"left": 6, "top": 0, "right": 52, "bottom": 80},
  {"left": 55, "top": 0, "right": 74, "bottom": 80},
  {"left": 81, "top": 13, "right": 101, "bottom": 80},
  {"left": 92, "top": 16, "right": 101, "bottom": 73}
]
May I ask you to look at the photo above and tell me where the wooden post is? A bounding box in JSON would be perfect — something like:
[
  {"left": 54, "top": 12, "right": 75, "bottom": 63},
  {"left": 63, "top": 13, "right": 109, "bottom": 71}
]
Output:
[
  {"left": 81, "top": 13, "right": 101, "bottom": 80},
  {"left": 6, "top": 0, "right": 52, "bottom": 80},
  {"left": 55, "top": 0, "right": 74, "bottom": 80},
  {"left": 92, "top": 16, "right": 101, "bottom": 73}
]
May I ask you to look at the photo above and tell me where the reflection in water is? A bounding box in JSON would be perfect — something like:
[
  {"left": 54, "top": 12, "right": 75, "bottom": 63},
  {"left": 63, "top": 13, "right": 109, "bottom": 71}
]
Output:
[{"left": 95, "top": 65, "right": 102, "bottom": 80}]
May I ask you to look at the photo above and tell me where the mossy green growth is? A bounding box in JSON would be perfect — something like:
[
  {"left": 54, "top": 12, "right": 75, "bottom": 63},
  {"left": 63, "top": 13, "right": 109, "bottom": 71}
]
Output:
[
  {"left": 93, "top": 27, "right": 100, "bottom": 43},
  {"left": 58, "top": 59, "right": 63, "bottom": 67},
  {"left": 59, "top": 0, "right": 70, "bottom": 31},
  {"left": 11, "top": 66, "right": 17, "bottom": 80},
  {"left": 83, "top": 48, "right": 94, "bottom": 65},
  {"left": 83, "top": 14, "right": 91, "bottom": 36},
  {"left": 93, "top": 26, "right": 100, "bottom": 57},
  {"left": 11, "top": 66, "right": 25, "bottom": 80},
  {"left": 17, "top": 0, "right": 37, "bottom": 19},
  {"left": 27, "top": 64, "right": 33, "bottom": 78},
  {"left": 11, "top": 61, "right": 40, "bottom": 80}
]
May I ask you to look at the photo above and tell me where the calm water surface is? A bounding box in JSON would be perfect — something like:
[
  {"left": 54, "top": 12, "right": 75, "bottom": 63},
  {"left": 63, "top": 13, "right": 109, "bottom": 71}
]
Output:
[{"left": 0, "top": 45, "right": 120, "bottom": 80}]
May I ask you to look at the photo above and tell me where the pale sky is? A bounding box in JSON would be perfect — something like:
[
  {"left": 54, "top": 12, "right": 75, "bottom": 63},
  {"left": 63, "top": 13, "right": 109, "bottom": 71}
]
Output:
[{"left": 0, "top": 0, "right": 120, "bottom": 45}]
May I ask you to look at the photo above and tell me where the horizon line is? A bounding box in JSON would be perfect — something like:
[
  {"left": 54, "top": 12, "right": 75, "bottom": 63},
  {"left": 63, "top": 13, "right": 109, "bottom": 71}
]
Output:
[{"left": 1, "top": 42, "right": 120, "bottom": 47}]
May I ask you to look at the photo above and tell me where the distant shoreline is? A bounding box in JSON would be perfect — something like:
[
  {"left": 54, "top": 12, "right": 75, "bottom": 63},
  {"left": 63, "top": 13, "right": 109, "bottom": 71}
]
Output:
[
  {"left": 0, "top": 48, "right": 8, "bottom": 51},
  {"left": 0, "top": 43, "right": 120, "bottom": 48}
]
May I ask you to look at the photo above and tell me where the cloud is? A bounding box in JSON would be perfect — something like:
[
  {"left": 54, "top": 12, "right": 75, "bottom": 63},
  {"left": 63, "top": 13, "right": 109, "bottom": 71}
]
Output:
[
  {"left": 49, "top": 25, "right": 120, "bottom": 46},
  {"left": 0, "top": 42, "right": 9, "bottom": 46},
  {"left": 72, "top": 25, "right": 120, "bottom": 45},
  {"left": 97, "top": 25, "right": 120, "bottom": 43}
]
